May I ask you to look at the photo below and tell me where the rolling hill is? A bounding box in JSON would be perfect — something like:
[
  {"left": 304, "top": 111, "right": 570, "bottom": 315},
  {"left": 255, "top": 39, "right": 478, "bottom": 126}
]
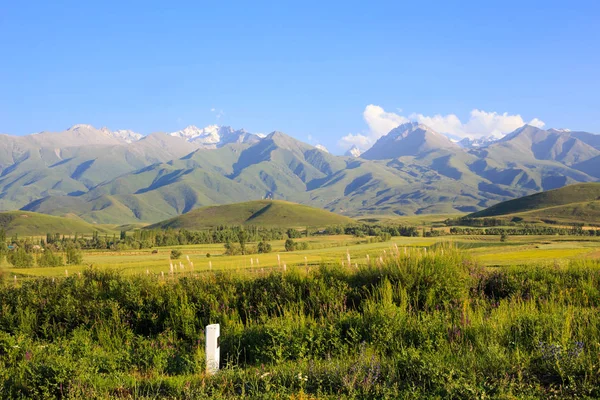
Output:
[
  {"left": 0, "top": 211, "right": 106, "bottom": 236},
  {"left": 469, "top": 183, "right": 600, "bottom": 223},
  {"left": 147, "top": 200, "right": 355, "bottom": 229}
]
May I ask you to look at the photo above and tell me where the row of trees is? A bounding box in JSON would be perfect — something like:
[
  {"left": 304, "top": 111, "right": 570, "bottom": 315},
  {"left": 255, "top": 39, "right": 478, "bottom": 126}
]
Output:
[
  {"left": 448, "top": 225, "right": 600, "bottom": 236},
  {"left": 4, "top": 247, "right": 82, "bottom": 268}
]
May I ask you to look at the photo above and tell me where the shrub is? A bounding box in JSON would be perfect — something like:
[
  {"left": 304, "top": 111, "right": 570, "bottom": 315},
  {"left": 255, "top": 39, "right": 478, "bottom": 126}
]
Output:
[
  {"left": 65, "top": 247, "right": 83, "bottom": 265},
  {"left": 257, "top": 241, "right": 272, "bottom": 253},
  {"left": 286, "top": 228, "right": 302, "bottom": 239},
  {"left": 7, "top": 248, "right": 34, "bottom": 268},
  {"left": 285, "top": 238, "right": 295, "bottom": 252},
  {"left": 37, "top": 249, "right": 64, "bottom": 267},
  {"left": 170, "top": 249, "right": 182, "bottom": 260}
]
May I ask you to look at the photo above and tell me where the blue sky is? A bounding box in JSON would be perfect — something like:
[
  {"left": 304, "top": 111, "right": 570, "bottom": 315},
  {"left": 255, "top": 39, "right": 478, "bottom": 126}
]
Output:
[{"left": 1, "top": 0, "right": 599, "bottom": 153}]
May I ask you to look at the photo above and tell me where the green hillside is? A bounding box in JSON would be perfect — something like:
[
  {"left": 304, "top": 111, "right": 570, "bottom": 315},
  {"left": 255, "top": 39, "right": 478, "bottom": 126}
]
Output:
[
  {"left": 470, "top": 183, "right": 600, "bottom": 219},
  {"left": 509, "top": 200, "right": 600, "bottom": 225},
  {"left": 0, "top": 211, "right": 106, "bottom": 236},
  {"left": 148, "top": 200, "right": 355, "bottom": 230}
]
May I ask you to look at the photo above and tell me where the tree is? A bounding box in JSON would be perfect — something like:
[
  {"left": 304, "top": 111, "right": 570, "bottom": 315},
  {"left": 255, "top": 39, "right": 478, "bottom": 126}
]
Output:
[
  {"left": 170, "top": 249, "right": 182, "bottom": 260},
  {"left": 285, "top": 238, "right": 295, "bottom": 252},
  {"left": 500, "top": 232, "right": 509, "bottom": 242},
  {"left": 237, "top": 230, "right": 249, "bottom": 255},
  {"left": 286, "top": 228, "right": 302, "bottom": 239},
  {"left": 38, "top": 249, "right": 64, "bottom": 267},
  {"left": 8, "top": 248, "right": 34, "bottom": 268},
  {"left": 257, "top": 241, "right": 272, "bottom": 254},
  {"left": 66, "top": 246, "right": 83, "bottom": 265},
  {"left": 0, "top": 228, "right": 7, "bottom": 263}
]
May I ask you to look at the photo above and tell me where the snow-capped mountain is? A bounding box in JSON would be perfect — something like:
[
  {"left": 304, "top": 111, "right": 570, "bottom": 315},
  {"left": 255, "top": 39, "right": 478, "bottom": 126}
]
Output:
[
  {"left": 344, "top": 145, "right": 361, "bottom": 157},
  {"left": 106, "top": 129, "right": 143, "bottom": 143},
  {"left": 315, "top": 144, "right": 329, "bottom": 153},
  {"left": 458, "top": 135, "right": 499, "bottom": 149},
  {"left": 169, "top": 125, "right": 261, "bottom": 148}
]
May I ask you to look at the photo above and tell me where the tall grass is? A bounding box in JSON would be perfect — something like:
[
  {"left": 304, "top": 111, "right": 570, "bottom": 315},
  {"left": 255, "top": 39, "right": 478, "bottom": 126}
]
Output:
[{"left": 1, "top": 245, "right": 599, "bottom": 398}]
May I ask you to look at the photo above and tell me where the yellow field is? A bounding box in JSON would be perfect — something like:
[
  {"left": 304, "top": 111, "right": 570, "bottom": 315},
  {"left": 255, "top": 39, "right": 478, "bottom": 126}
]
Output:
[{"left": 3, "top": 234, "right": 600, "bottom": 278}]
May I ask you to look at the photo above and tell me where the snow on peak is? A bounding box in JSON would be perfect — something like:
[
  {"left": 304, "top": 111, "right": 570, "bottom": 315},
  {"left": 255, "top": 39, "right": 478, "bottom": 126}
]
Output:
[
  {"left": 345, "top": 145, "right": 361, "bottom": 157},
  {"left": 315, "top": 144, "right": 329, "bottom": 153},
  {"left": 170, "top": 125, "right": 219, "bottom": 141},
  {"left": 169, "top": 125, "right": 261, "bottom": 148},
  {"left": 458, "top": 135, "right": 499, "bottom": 149},
  {"left": 110, "top": 129, "right": 143, "bottom": 143},
  {"left": 68, "top": 124, "right": 95, "bottom": 131}
]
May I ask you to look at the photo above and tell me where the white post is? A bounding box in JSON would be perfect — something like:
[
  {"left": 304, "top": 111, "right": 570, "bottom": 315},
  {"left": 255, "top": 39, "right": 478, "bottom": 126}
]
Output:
[{"left": 205, "top": 324, "right": 220, "bottom": 375}]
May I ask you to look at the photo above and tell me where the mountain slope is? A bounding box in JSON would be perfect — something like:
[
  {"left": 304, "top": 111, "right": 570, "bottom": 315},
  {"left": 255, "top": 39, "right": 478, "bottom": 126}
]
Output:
[
  {"left": 2, "top": 123, "right": 600, "bottom": 223},
  {"left": 0, "top": 211, "right": 105, "bottom": 236},
  {"left": 469, "top": 183, "right": 600, "bottom": 218},
  {"left": 362, "top": 122, "right": 461, "bottom": 160},
  {"left": 148, "top": 200, "right": 354, "bottom": 229},
  {"left": 507, "top": 200, "right": 600, "bottom": 225}
]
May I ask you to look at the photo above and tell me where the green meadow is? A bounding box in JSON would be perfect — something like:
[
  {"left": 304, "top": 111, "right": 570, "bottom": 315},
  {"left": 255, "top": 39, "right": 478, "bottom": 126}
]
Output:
[
  {"left": 4, "top": 234, "right": 600, "bottom": 279},
  {"left": 2, "top": 203, "right": 600, "bottom": 398},
  {"left": 2, "top": 243, "right": 600, "bottom": 398}
]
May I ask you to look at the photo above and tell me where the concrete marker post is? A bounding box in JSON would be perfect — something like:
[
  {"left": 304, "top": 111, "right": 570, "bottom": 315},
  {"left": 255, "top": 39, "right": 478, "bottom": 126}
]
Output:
[{"left": 205, "top": 323, "right": 220, "bottom": 375}]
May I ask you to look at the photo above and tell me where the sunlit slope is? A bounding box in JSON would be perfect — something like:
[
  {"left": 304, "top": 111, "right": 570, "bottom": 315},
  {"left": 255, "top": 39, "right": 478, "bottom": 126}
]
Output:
[
  {"left": 0, "top": 211, "right": 105, "bottom": 236},
  {"left": 470, "top": 183, "right": 600, "bottom": 220},
  {"left": 148, "top": 200, "right": 354, "bottom": 229}
]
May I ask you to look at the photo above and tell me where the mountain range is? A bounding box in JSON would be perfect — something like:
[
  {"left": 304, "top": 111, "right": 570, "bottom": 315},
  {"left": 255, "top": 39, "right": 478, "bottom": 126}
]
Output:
[{"left": 1, "top": 122, "right": 599, "bottom": 224}]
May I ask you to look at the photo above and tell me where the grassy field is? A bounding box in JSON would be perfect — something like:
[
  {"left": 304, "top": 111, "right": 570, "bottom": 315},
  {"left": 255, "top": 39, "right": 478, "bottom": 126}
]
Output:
[
  {"left": 2, "top": 245, "right": 600, "bottom": 398},
  {"left": 4, "top": 234, "right": 600, "bottom": 279}
]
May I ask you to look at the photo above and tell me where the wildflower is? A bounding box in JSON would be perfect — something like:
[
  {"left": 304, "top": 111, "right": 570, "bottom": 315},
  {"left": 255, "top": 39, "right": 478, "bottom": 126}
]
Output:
[
  {"left": 297, "top": 372, "right": 308, "bottom": 382},
  {"left": 260, "top": 372, "right": 271, "bottom": 379}
]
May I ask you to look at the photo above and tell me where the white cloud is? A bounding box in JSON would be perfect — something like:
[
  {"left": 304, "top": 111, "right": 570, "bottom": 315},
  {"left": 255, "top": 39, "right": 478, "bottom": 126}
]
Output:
[
  {"left": 338, "top": 133, "right": 373, "bottom": 151},
  {"left": 338, "top": 105, "right": 545, "bottom": 151},
  {"left": 363, "top": 105, "right": 409, "bottom": 137}
]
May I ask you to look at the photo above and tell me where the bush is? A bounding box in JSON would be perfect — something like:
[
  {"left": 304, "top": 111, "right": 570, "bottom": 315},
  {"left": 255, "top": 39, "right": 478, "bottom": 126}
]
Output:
[
  {"left": 37, "top": 249, "right": 64, "bottom": 267},
  {"left": 65, "top": 247, "right": 83, "bottom": 265},
  {"left": 257, "top": 241, "right": 272, "bottom": 253},
  {"left": 286, "top": 228, "right": 302, "bottom": 239},
  {"left": 285, "top": 238, "right": 295, "bottom": 252},
  {"left": 170, "top": 249, "right": 182, "bottom": 260},
  {"left": 7, "top": 248, "right": 34, "bottom": 268}
]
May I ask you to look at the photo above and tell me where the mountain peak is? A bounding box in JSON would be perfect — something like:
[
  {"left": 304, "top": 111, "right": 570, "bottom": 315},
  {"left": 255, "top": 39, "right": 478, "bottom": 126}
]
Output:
[
  {"left": 362, "top": 123, "right": 458, "bottom": 160},
  {"left": 315, "top": 144, "right": 329, "bottom": 153},
  {"left": 345, "top": 145, "right": 361, "bottom": 157},
  {"left": 170, "top": 125, "right": 260, "bottom": 148},
  {"left": 68, "top": 124, "right": 96, "bottom": 131},
  {"left": 459, "top": 135, "right": 499, "bottom": 149}
]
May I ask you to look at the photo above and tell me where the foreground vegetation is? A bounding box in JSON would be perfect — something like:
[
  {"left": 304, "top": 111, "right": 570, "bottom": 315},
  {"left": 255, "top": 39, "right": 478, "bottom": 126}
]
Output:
[{"left": 1, "top": 246, "right": 600, "bottom": 399}]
